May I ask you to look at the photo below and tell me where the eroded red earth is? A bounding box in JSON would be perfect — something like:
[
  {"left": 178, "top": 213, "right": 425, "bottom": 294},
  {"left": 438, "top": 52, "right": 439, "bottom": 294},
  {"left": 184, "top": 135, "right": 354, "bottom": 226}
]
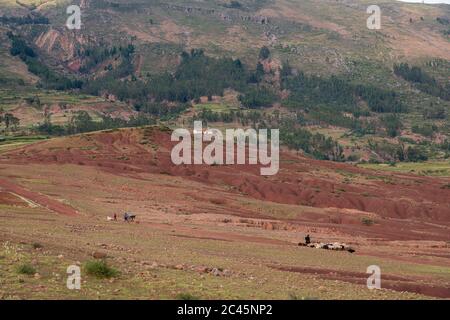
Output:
[
  {"left": 0, "top": 127, "right": 449, "bottom": 298},
  {"left": 1, "top": 127, "right": 448, "bottom": 239}
]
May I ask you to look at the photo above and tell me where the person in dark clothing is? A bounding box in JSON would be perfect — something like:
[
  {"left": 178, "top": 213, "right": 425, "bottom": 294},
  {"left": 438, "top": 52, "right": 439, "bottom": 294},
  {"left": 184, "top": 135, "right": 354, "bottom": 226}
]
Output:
[
  {"left": 305, "top": 234, "right": 311, "bottom": 245},
  {"left": 113, "top": 214, "right": 117, "bottom": 221}
]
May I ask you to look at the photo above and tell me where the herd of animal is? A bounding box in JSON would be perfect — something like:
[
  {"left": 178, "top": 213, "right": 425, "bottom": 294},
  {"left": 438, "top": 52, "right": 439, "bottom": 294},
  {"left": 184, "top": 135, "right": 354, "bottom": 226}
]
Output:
[
  {"left": 299, "top": 242, "right": 356, "bottom": 253},
  {"left": 107, "top": 213, "right": 137, "bottom": 222},
  {"left": 105, "top": 214, "right": 355, "bottom": 253}
]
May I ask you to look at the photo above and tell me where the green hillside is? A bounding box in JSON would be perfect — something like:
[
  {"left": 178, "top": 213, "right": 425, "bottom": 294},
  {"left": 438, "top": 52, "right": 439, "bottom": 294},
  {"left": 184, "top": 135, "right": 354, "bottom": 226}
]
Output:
[{"left": 0, "top": 0, "right": 449, "bottom": 165}]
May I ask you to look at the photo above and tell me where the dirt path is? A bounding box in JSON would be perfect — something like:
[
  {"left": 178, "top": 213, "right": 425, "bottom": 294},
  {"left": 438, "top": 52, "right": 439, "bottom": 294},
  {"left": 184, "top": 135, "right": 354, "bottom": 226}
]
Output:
[
  {"left": 10, "top": 192, "right": 40, "bottom": 208},
  {"left": 147, "top": 221, "right": 292, "bottom": 246},
  {"left": 0, "top": 178, "right": 79, "bottom": 216}
]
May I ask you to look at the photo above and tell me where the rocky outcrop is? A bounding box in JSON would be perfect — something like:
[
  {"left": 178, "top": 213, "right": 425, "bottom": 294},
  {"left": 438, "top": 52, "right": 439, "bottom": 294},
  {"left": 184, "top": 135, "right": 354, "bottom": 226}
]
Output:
[{"left": 34, "top": 28, "right": 89, "bottom": 67}]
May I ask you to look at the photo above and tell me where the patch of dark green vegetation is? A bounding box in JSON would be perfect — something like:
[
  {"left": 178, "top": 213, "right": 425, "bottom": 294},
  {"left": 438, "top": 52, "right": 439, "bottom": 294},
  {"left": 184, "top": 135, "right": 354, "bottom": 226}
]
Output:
[
  {"left": 32, "top": 242, "right": 43, "bottom": 249},
  {"left": 194, "top": 109, "right": 248, "bottom": 124},
  {"left": 368, "top": 140, "right": 429, "bottom": 163},
  {"left": 0, "top": 135, "right": 48, "bottom": 144},
  {"left": 0, "top": 110, "right": 21, "bottom": 132},
  {"left": 282, "top": 62, "right": 406, "bottom": 114},
  {"left": 436, "top": 17, "right": 450, "bottom": 36},
  {"left": 239, "top": 87, "right": 277, "bottom": 108},
  {"left": 394, "top": 63, "right": 450, "bottom": 101},
  {"left": 36, "top": 111, "right": 156, "bottom": 136},
  {"left": 83, "top": 47, "right": 248, "bottom": 103},
  {"left": 16, "top": 263, "right": 36, "bottom": 275},
  {"left": 412, "top": 123, "right": 438, "bottom": 138},
  {"left": 0, "top": 14, "right": 49, "bottom": 25},
  {"left": 83, "top": 47, "right": 257, "bottom": 117},
  {"left": 422, "top": 102, "right": 447, "bottom": 120},
  {"left": 380, "top": 114, "right": 403, "bottom": 138},
  {"left": 361, "top": 217, "right": 375, "bottom": 226},
  {"left": 7, "top": 32, "right": 83, "bottom": 90},
  {"left": 280, "top": 119, "right": 344, "bottom": 161},
  {"left": 78, "top": 45, "right": 129, "bottom": 74},
  {"left": 223, "top": 1, "right": 243, "bottom": 9},
  {"left": 436, "top": 17, "right": 449, "bottom": 25},
  {"left": 84, "top": 260, "right": 119, "bottom": 279},
  {"left": 176, "top": 292, "right": 200, "bottom": 300}
]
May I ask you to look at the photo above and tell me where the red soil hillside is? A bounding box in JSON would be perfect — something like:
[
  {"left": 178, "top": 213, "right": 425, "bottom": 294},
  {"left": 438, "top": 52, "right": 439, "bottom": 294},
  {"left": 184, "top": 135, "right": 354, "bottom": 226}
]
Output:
[{"left": 1, "top": 126, "right": 449, "bottom": 241}]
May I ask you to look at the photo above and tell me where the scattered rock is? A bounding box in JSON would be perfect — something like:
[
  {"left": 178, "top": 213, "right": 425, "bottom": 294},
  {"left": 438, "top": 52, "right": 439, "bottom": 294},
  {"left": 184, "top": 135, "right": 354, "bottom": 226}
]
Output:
[
  {"left": 263, "top": 222, "right": 274, "bottom": 230},
  {"left": 222, "top": 269, "right": 231, "bottom": 277},
  {"left": 92, "top": 251, "right": 107, "bottom": 259},
  {"left": 209, "top": 267, "right": 231, "bottom": 277},
  {"left": 194, "top": 266, "right": 210, "bottom": 274},
  {"left": 211, "top": 268, "right": 223, "bottom": 276}
]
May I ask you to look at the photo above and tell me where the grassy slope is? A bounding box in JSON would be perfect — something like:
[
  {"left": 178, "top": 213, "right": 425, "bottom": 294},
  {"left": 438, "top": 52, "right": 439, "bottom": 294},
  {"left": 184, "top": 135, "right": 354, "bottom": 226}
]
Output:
[
  {"left": 1, "top": 0, "right": 447, "bottom": 105},
  {"left": 360, "top": 160, "right": 450, "bottom": 176}
]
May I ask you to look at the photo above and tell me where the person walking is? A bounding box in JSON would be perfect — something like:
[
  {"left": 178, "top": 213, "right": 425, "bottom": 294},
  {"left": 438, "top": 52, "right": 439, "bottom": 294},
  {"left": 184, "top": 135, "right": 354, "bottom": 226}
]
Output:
[{"left": 305, "top": 234, "right": 311, "bottom": 245}]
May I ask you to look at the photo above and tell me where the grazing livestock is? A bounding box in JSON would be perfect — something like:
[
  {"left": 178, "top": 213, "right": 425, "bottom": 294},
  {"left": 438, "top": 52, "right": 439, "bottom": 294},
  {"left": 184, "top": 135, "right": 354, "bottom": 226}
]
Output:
[{"left": 298, "top": 241, "right": 355, "bottom": 253}]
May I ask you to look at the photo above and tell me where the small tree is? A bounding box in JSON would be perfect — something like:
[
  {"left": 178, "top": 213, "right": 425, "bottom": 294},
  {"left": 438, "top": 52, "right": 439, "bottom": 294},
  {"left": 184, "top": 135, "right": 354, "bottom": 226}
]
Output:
[
  {"left": 259, "top": 46, "right": 270, "bottom": 60},
  {"left": 255, "top": 62, "right": 265, "bottom": 82},
  {"left": 68, "top": 111, "right": 95, "bottom": 134},
  {"left": 406, "top": 146, "right": 428, "bottom": 162},
  {"left": 2, "top": 113, "right": 20, "bottom": 131}
]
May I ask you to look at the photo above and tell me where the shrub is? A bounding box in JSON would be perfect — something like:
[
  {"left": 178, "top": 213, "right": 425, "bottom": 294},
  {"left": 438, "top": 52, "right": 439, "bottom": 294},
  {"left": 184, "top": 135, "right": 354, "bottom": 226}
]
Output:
[
  {"left": 412, "top": 124, "right": 437, "bottom": 138},
  {"left": 288, "top": 293, "right": 319, "bottom": 300},
  {"left": 239, "top": 87, "right": 277, "bottom": 109},
  {"left": 32, "top": 242, "right": 43, "bottom": 249},
  {"left": 259, "top": 46, "right": 271, "bottom": 60},
  {"left": 176, "top": 293, "right": 200, "bottom": 300},
  {"left": 381, "top": 114, "right": 403, "bottom": 138},
  {"left": 228, "top": 1, "right": 242, "bottom": 9},
  {"left": 84, "top": 260, "right": 118, "bottom": 278},
  {"left": 406, "top": 146, "right": 428, "bottom": 162},
  {"left": 16, "top": 263, "right": 36, "bottom": 275},
  {"left": 361, "top": 217, "right": 374, "bottom": 226}
]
